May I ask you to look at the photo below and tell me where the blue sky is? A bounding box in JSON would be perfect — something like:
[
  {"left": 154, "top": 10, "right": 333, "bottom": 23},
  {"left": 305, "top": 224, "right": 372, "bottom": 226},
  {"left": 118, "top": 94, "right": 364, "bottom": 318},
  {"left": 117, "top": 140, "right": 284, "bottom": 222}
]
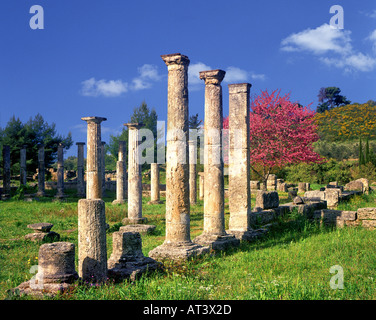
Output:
[{"left": 1, "top": 0, "right": 375, "bottom": 158}]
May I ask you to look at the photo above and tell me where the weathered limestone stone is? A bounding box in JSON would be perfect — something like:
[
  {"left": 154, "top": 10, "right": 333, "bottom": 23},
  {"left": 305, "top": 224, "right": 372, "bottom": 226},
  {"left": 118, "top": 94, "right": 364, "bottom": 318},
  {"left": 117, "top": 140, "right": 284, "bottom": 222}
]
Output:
[
  {"left": 81, "top": 117, "right": 107, "bottom": 200},
  {"left": 15, "top": 242, "right": 78, "bottom": 297},
  {"left": 328, "top": 181, "right": 338, "bottom": 187},
  {"left": 304, "top": 190, "right": 326, "bottom": 202},
  {"left": 20, "top": 145, "right": 27, "bottom": 186},
  {"left": 123, "top": 123, "right": 147, "bottom": 224},
  {"left": 107, "top": 231, "right": 160, "bottom": 282},
  {"left": 227, "top": 83, "right": 259, "bottom": 241},
  {"left": 278, "top": 182, "right": 288, "bottom": 192},
  {"left": 36, "top": 143, "right": 46, "bottom": 197},
  {"left": 287, "top": 187, "right": 298, "bottom": 200},
  {"left": 188, "top": 140, "right": 197, "bottom": 205},
  {"left": 28, "top": 222, "right": 54, "bottom": 232},
  {"left": 298, "top": 182, "right": 307, "bottom": 193},
  {"left": 198, "top": 172, "right": 204, "bottom": 200},
  {"left": 255, "top": 190, "right": 279, "bottom": 210},
  {"left": 78, "top": 199, "right": 107, "bottom": 282},
  {"left": 326, "top": 188, "right": 340, "bottom": 208},
  {"left": 313, "top": 209, "right": 357, "bottom": 227},
  {"left": 266, "top": 174, "right": 277, "bottom": 191},
  {"left": 355, "top": 178, "right": 369, "bottom": 194},
  {"left": 148, "top": 163, "right": 163, "bottom": 205},
  {"left": 293, "top": 196, "right": 304, "bottom": 205},
  {"left": 101, "top": 141, "right": 106, "bottom": 196},
  {"left": 55, "top": 143, "right": 65, "bottom": 199},
  {"left": 250, "top": 180, "right": 260, "bottom": 191},
  {"left": 76, "top": 142, "right": 86, "bottom": 198},
  {"left": 344, "top": 180, "right": 364, "bottom": 193},
  {"left": 357, "top": 207, "right": 376, "bottom": 220},
  {"left": 113, "top": 141, "right": 127, "bottom": 204},
  {"left": 193, "top": 70, "right": 240, "bottom": 251},
  {"left": 25, "top": 222, "right": 60, "bottom": 241},
  {"left": 148, "top": 53, "right": 209, "bottom": 261},
  {"left": 2, "top": 145, "right": 11, "bottom": 199},
  {"left": 120, "top": 224, "right": 156, "bottom": 235}
]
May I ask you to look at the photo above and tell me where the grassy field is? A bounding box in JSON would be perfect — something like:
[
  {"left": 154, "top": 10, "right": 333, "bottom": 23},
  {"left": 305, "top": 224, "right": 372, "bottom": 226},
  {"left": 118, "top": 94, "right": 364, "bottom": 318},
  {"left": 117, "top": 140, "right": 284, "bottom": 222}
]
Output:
[{"left": 0, "top": 184, "right": 375, "bottom": 300}]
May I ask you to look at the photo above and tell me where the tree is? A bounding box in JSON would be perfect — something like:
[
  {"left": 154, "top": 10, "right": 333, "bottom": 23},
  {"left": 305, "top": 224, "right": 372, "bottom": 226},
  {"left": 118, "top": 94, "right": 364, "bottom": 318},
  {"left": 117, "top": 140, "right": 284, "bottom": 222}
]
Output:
[
  {"left": 108, "top": 101, "right": 158, "bottom": 168},
  {"left": 224, "top": 89, "right": 322, "bottom": 188},
  {"left": 0, "top": 113, "right": 73, "bottom": 177},
  {"left": 189, "top": 113, "right": 203, "bottom": 129},
  {"left": 316, "top": 87, "right": 351, "bottom": 113}
]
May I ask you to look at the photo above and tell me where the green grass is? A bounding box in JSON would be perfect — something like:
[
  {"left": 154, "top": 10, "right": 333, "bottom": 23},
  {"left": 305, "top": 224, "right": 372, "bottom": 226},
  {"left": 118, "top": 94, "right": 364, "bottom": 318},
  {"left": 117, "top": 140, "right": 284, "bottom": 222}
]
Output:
[{"left": 0, "top": 185, "right": 375, "bottom": 300}]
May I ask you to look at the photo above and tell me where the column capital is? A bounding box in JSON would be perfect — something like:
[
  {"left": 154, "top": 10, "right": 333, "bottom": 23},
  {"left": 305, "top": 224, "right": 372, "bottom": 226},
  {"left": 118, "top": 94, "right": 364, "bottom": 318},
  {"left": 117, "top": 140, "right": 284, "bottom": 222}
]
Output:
[
  {"left": 161, "top": 53, "right": 190, "bottom": 67},
  {"left": 76, "top": 142, "right": 85, "bottom": 146},
  {"left": 124, "top": 122, "right": 145, "bottom": 130},
  {"left": 81, "top": 116, "right": 107, "bottom": 124},
  {"left": 199, "top": 69, "right": 226, "bottom": 85},
  {"left": 228, "top": 83, "right": 252, "bottom": 94}
]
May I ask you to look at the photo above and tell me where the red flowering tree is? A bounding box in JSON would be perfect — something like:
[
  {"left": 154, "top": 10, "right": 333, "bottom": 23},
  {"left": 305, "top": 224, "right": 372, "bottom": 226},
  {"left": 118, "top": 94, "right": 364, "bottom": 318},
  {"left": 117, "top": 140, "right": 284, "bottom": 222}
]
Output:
[{"left": 223, "top": 89, "right": 322, "bottom": 188}]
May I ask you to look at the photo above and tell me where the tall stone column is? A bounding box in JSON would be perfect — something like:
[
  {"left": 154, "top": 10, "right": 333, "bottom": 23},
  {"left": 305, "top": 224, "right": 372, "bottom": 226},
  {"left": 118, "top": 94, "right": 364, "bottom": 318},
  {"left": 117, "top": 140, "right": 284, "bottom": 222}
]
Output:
[
  {"left": 55, "top": 143, "right": 65, "bottom": 199},
  {"left": 188, "top": 140, "right": 197, "bottom": 205},
  {"left": 78, "top": 116, "right": 107, "bottom": 283},
  {"left": 20, "top": 145, "right": 27, "bottom": 186},
  {"left": 2, "top": 145, "right": 11, "bottom": 199},
  {"left": 112, "top": 141, "right": 127, "bottom": 204},
  {"left": 36, "top": 143, "right": 45, "bottom": 197},
  {"left": 226, "top": 83, "right": 256, "bottom": 241},
  {"left": 148, "top": 163, "right": 162, "bottom": 205},
  {"left": 76, "top": 142, "right": 85, "bottom": 198},
  {"left": 149, "top": 53, "right": 209, "bottom": 261},
  {"left": 101, "top": 141, "right": 106, "bottom": 196},
  {"left": 198, "top": 172, "right": 204, "bottom": 200},
  {"left": 123, "top": 123, "right": 145, "bottom": 224},
  {"left": 193, "top": 69, "right": 239, "bottom": 251}
]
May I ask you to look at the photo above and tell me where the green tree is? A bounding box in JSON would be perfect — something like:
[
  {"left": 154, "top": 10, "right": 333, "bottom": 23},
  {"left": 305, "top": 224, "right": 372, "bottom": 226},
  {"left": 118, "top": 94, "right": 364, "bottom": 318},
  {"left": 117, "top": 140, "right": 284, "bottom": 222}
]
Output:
[
  {"left": 0, "top": 114, "right": 73, "bottom": 177},
  {"left": 108, "top": 101, "right": 158, "bottom": 168},
  {"left": 316, "top": 87, "right": 351, "bottom": 113}
]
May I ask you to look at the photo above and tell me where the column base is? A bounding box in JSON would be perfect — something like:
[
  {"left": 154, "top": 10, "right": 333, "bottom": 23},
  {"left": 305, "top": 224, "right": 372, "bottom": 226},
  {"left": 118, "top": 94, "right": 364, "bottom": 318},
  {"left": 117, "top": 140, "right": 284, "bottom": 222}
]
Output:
[
  {"left": 1, "top": 194, "right": 10, "bottom": 200},
  {"left": 226, "top": 228, "right": 268, "bottom": 241},
  {"left": 122, "top": 217, "right": 148, "bottom": 225},
  {"left": 147, "top": 200, "right": 164, "bottom": 205},
  {"left": 193, "top": 233, "right": 240, "bottom": 251},
  {"left": 148, "top": 241, "right": 210, "bottom": 262},
  {"left": 119, "top": 224, "right": 156, "bottom": 235},
  {"left": 112, "top": 199, "right": 126, "bottom": 205}
]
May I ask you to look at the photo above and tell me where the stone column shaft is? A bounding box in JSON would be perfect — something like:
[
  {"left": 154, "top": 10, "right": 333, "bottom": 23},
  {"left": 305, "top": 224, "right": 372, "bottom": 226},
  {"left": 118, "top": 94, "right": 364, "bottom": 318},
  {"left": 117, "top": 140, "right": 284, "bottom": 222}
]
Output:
[
  {"left": 113, "top": 141, "right": 127, "bottom": 204},
  {"left": 56, "top": 143, "right": 65, "bottom": 198},
  {"left": 101, "top": 141, "right": 106, "bottom": 196},
  {"left": 228, "top": 83, "right": 253, "bottom": 236},
  {"left": 193, "top": 70, "right": 240, "bottom": 251},
  {"left": 189, "top": 140, "right": 197, "bottom": 205},
  {"left": 148, "top": 163, "right": 162, "bottom": 204},
  {"left": 198, "top": 172, "right": 204, "bottom": 200},
  {"left": 82, "top": 117, "right": 106, "bottom": 200},
  {"left": 148, "top": 53, "right": 209, "bottom": 261},
  {"left": 2, "top": 145, "right": 11, "bottom": 198},
  {"left": 37, "top": 144, "right": 45, "bottom": 196},
  {"left": 76, "top": 142, "right": 85, "bottom": 198},
  {"left": 20, "top": 146, "right": 27, "bottom": 186},
  {"left": 124, "top": 123, "right": 144, "bottom": 224}
]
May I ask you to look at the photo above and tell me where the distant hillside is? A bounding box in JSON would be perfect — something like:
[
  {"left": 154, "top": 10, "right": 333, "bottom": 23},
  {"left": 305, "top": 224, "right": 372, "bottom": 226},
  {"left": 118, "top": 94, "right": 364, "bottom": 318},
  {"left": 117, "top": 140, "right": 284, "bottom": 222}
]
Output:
[{"left": 314, "top": 103, "right": 376, "bottom": 142}]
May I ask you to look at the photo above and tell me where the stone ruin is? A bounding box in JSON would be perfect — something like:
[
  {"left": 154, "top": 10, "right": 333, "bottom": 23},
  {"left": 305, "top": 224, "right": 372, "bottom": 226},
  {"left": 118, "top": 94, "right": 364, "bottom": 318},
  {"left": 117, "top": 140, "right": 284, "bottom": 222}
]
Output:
[{"left": 24, "top": 223, "right": 60, "bottom": 242}]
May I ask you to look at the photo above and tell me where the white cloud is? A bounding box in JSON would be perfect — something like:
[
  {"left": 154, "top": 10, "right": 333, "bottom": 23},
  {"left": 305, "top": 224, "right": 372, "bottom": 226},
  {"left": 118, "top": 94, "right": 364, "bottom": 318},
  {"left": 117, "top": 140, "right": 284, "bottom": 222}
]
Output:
[
  {"left": 188, "top": 62, "right": 212, "bottom": 85},
  {"left": 131, "top": 64, "right": 161, "bottom": 90},
  {"left": 81, "top": 78, "right": 129, "bottom": 97},
  {"left": 281, "top": 23, "right": 376, "bottom": 73},
  {"left": 281, "top": 23, "right": 353, "bottom": 55},
  {"left": 367, "top": 29, "right": 376, "bottom": 53},
  {"left": 81, "top": 64, "right": 161, "bottom": 97}
]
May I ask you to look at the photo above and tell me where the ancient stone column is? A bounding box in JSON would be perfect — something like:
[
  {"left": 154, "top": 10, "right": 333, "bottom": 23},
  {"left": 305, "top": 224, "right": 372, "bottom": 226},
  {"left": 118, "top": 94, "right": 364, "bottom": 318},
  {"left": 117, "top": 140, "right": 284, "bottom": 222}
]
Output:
[
  {"left": 55, "top": 143, "right": 65, "bottom": 199},
  {"left": 2, "top": 145, "right": 11, "bottom": 199},
  {"left": 148, "top": 163, "right": 162, "bottom": 204},
  {"left": 149, "top": 53, "right": 209, "bottom": 261},
  {"left": 20, "top": 145, "right": 27, "bottom": 186},
  {"left": 76, "top": 142, "right": 85, "bottom": 198},
  {"left": 193, "top": 70, "right": 240, "bottom": 251},
  {"left": 112, "top": 141, "right": 127, "bottom": 204},
  {"left": 78, "top": 116, "right": 107, "bottom": 283},
  {"left": 188, "top": 140, "right": 197, "bottom": 205},
  {"left": 227, "top": 83, "right": 256, "bottom": 241},
  {"left": 123, "top": 123, "right": 145, "bottom": 224},
  {"left": 101, "top": 141, "right": 106, "bottom": 196},
  {"left": 36, "top": 143, "right": 45, "bottom": 197},
  {"left": 198, "top": 172, "right": 204, "bottom": 200}
]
